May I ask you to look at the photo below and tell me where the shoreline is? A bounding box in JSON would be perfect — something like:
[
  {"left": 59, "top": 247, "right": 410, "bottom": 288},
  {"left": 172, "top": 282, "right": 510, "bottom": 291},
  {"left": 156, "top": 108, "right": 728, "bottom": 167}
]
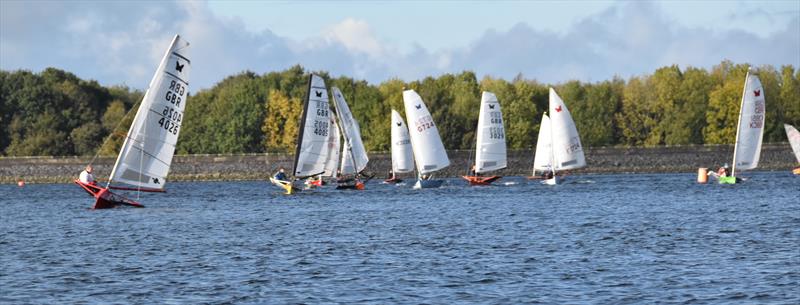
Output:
[{"left": 1, "top": 143, "right": 795, "bottom": 184}]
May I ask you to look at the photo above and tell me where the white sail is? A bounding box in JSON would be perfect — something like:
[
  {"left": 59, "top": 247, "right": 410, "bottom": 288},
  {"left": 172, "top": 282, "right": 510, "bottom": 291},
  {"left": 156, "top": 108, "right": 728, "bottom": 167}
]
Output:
[
  {"left": 532, "top": 114, "right": 553, "bottom": 173},
  {"left": 403, "top": 89, "right": 450, "bottom": 175},
  {"left": 331, "top": 87, "right": 369, "bottom": 174},
  {"left": 340, "top": 145, "right": 356, "bottom": 175},
  {"left": 784, "top": 124, "right": 800, "bottom": 163},
  {"left": 108, "top": 34, "right": 190, "bottom": 190},
  {"left": 549, "top": 88, "right": 585, "bottom": 171},
  {"left": 292, "top": 74, "right": 331, "bottom": 178},
  {"left": 474, "top": 91, "right": 507, "bottom": 173},
  {"left": 391, "top": 109, "right": 414, "bottom": 173},
  {"left": 732, "top": 71, "right": 765, "bottom": 173},
  {"left": 322, "top": 113, "right": 341, "bottom": 177}
]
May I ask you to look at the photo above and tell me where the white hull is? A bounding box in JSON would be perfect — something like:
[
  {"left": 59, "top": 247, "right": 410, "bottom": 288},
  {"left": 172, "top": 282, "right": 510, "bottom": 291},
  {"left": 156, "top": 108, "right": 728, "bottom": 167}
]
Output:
[
  {"left": 542, "top": 177, "right": 558, "bottom": 185},
  {"left": 413, "top": 179, "right": 444, "bottom": 189}
]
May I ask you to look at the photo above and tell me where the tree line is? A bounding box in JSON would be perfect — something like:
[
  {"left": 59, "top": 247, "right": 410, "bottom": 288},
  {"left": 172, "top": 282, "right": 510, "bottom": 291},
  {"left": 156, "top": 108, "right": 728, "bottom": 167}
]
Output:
[{"left": 1, "top": 61, "right": 798, "bottom": 157}]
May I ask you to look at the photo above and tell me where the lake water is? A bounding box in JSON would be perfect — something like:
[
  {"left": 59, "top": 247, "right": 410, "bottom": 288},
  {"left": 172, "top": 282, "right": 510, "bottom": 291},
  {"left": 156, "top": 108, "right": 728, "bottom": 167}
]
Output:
[{"left": 1, "top": 172, "right": 798, "bottom": 304}]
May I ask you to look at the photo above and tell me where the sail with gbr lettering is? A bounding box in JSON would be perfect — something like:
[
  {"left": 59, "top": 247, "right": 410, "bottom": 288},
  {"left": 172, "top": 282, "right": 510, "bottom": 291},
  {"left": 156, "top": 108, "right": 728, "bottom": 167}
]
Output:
[
  {"left": 108, "top": 34, "right": 191, "bottom": 190},
  {"left": 292, "top": 74, "right": 332, "bottom": 179},
  {"left": 474, "top": 91, "right": 507, "bottom": 173},
  {"left": 403, "top": 89, "right": 450, "bottom": 175},
  {"left": 391, "top": 109, "right": 414, "bottom": 173}
]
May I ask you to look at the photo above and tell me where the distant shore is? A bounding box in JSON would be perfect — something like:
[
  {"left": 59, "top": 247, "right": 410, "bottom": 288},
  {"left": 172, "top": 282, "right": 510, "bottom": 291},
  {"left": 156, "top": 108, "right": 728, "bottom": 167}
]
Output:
[{"left": 1, "top": 143, "right": 795, "bottom": 184}]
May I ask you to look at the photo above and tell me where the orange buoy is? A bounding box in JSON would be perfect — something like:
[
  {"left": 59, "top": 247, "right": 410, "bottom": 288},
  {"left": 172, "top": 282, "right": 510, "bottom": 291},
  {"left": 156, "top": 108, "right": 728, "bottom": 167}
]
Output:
[
  {"left": 17, "top": 180, "right": 25, "bottom": 187},
  {"left": 697, "top": 168, "right": 708, "bottom": 184}
]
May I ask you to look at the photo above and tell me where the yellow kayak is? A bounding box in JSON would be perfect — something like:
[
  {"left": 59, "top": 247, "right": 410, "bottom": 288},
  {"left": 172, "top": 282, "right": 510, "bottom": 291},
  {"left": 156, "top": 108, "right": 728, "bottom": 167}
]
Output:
[{"left": 269, "top": 178, "right": 295, "bottom": 195}]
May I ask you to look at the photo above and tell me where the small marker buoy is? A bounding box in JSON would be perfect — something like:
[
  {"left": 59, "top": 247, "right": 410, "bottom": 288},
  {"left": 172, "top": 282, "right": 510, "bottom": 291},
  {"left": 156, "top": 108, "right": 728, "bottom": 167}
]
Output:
[
  {"left": 697, "top": 168, "right": 708, "bottom": 184},
  {"left": 17, "top": 180, "right": 25, "bottom": 187}
]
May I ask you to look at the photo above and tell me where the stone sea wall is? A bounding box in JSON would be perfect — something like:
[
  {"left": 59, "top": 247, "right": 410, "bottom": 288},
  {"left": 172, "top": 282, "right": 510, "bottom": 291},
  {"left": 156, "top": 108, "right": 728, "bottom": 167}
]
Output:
[{"left": 1, "top": 143, "right": 795, "bottom": 184}]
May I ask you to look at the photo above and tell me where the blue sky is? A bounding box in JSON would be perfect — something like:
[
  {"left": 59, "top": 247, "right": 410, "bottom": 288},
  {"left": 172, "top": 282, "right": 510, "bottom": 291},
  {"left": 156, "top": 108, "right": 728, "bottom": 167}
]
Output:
[{"left": 1, "top": 0, "right": 798, "bottom": 90}]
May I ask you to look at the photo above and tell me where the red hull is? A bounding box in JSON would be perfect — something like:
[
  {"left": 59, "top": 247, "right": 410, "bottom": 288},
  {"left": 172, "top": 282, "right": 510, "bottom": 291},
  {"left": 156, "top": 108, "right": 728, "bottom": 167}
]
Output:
[
  {"left": 74, "top": 180, "right": 144, "bottom": 209},
  {"left": 462, "top": 175, "right": 501, "bottom": 185}
]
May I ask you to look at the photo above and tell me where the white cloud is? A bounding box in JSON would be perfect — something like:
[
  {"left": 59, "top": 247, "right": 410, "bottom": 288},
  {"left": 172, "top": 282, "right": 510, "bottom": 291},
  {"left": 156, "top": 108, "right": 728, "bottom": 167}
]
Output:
[
  {"left": 1, "top": 1, "right": 797, "bottom": 90},
  {"left": 323, "top": 18, "right": 384, "bottom": 58}
]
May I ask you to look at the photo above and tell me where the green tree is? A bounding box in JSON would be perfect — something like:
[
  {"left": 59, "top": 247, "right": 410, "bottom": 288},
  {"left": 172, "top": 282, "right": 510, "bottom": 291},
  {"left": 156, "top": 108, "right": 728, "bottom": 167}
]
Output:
[{"left": 705, "top": 63, "right": 749, "bottom": 144}]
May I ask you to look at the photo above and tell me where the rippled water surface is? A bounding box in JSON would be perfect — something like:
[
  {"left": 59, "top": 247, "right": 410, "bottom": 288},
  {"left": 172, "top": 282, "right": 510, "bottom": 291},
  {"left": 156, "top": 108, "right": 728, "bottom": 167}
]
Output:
[{"left": 1, "top": 172, "right": 799, "bottom": 304}]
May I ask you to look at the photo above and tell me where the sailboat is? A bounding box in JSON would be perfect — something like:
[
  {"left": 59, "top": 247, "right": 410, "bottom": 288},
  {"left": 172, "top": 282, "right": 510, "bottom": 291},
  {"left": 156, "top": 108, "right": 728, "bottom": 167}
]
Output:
[
  {"left": 403, "top": 89, "right": 450, "bottom": 189},
  {"left": 385, "top": 109, "right": 414, "bottom": 183},
  {"left": 530, "top": 88, "right": 585, "bottom": 185},
  {"left": 270, "top": 74, "right": 332, "bottom": 194},
  {"left": 784, "top": 124, "right": 800, "bottom": 175},
  {"left": 463, "top": 91, "right": 506, "bottom": 185},
  {"left": 331, "top": 87, "right": 371, "bottom": 189},
  {"left": 74, "top": 34, "right": 191, "bottom": 209},
  {"left": 717, "top": 69, "right": 765, "bottom": 184}
]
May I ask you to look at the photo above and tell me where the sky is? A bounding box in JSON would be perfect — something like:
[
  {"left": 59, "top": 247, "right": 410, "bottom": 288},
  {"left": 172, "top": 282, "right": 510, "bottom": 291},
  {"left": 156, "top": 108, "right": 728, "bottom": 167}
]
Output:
[{"left": 1, "top": 0, "right": 798, "bottom": 90}]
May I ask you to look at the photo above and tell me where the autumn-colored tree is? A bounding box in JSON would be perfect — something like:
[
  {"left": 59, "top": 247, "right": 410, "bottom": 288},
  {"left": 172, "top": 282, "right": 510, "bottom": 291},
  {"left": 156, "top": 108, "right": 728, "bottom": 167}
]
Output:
[{"left": 263, "top": 89, "right": 301, "bottom": 152}]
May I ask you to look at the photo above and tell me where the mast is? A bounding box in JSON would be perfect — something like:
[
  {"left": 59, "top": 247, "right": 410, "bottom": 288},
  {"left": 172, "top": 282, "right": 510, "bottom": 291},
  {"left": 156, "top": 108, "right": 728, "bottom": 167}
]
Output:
[
  {"left": 292, "top": 74, "right": 314, "bottom": 180},
  {"left": 731, "top": 69, "right": 751, "bottom": 177}
]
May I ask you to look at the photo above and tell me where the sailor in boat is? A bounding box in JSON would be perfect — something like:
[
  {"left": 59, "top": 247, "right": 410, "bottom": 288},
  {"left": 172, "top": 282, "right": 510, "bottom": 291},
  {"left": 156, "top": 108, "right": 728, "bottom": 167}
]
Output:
[
  {"left": 542, "top": 170, "right": 554, "bottom": 180},
  {"left": 305, "top": 175, "right": 323, "bottom": 187},
  {"left": 713, "top": 164, "right": 730, "bottom": 178},
  {"left": 274, "top": 167, "right": 288, "bottom": 181},
  {"left": 469, "top": 165, "right": 481, "bottom": 177},
  {"left": 79, "top": 165, "right": 96, "bottom": 185}
]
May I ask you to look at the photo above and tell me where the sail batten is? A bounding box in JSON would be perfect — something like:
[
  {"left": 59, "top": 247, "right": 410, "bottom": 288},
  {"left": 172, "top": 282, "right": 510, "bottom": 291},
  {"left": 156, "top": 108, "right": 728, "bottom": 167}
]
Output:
[{"left": 108, "top": 34, "right": 190, "bottom": 190}]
